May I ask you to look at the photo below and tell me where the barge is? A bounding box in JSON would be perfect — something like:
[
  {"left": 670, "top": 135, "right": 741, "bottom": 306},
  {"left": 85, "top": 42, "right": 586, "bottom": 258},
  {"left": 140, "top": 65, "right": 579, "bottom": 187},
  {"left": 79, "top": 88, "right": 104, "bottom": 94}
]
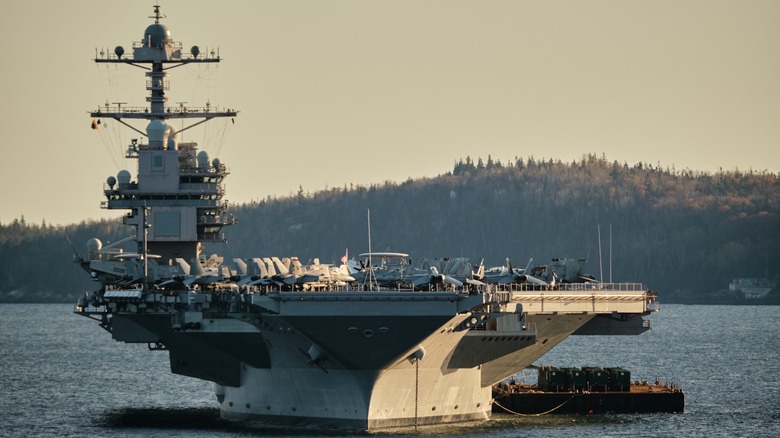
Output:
[{"left": 493, "top": 366, "right": 684, "bottom": 415}]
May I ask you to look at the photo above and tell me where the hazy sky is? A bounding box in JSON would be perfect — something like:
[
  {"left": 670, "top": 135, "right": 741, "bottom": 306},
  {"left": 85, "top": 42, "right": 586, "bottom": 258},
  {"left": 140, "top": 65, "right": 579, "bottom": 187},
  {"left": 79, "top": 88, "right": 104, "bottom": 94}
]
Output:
[{"left": 1, "top": 0, "right": 778, "bottom": 226}]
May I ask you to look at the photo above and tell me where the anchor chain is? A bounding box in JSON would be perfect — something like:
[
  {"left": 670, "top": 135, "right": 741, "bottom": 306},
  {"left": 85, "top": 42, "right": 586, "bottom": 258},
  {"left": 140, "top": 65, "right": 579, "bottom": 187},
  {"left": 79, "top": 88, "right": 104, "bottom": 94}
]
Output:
[{"left": 414, "top": 358, "right": 419, "bottom": 429}]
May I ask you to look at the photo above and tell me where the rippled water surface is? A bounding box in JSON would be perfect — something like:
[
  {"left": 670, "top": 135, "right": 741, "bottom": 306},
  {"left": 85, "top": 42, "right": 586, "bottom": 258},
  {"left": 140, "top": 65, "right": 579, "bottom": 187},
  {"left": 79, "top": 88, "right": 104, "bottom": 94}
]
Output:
[{"left": 1, "top": 304, "right": 778, "bottom": 437}]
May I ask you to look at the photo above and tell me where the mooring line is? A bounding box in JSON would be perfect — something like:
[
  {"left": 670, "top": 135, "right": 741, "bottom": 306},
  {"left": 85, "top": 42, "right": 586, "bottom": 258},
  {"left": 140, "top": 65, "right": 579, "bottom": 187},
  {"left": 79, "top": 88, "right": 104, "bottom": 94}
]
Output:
[{"left": 492, "top": 394, "right": 576, "bottom": 417}]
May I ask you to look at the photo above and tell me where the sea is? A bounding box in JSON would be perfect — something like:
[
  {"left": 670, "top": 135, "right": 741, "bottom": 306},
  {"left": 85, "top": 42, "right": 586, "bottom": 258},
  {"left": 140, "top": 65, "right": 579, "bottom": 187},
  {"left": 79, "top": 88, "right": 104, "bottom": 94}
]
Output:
[{"left": 1, "top": 303, "right": 778, "bottom": 438}]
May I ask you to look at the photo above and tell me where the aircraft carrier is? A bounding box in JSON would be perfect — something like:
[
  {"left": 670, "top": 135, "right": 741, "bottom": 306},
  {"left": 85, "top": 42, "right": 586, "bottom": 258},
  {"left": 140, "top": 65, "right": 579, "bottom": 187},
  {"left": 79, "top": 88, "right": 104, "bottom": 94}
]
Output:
[{"left": 75, "top": 6, "right": 657, "bottom": 430}]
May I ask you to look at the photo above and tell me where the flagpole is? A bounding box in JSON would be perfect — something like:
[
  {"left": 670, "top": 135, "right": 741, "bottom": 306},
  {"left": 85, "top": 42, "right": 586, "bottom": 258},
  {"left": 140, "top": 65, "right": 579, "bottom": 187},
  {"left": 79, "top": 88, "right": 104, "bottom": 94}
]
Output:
[
  {"left": 598, "top": 224, "right": 603, "bottom": 283},
  {"left": 366, "top": 209, "right": 377, "bottom": 290},
  {"left": 367, "top": 208, "right": 372, "bottom": 262}
]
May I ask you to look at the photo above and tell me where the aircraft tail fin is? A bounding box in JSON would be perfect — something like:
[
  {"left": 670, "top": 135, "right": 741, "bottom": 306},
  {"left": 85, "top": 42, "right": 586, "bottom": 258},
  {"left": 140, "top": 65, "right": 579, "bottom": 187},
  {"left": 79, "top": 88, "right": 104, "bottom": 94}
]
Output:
[
  {"left": 474, "top": 258, "right": 485, "bottom": 280},
  {"left": 190, "top": 257, "right": 206, "bottom": 276},
  {"left": 174, "top": 258, "right": 191, "bottom": 276},
  {"left": 272, "top": 256, "right": 289, "bottom": 275},
  {"left": 263, "top": 257, "right": 277, "bottom": 276},
  {"left": 233, "top": 258, "right": 247, "bottom": 276}
]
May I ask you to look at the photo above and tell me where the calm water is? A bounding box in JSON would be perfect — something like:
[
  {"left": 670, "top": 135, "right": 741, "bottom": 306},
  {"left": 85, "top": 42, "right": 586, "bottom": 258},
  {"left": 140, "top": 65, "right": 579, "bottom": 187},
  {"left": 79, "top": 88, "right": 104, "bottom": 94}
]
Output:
[{"left": 1, "top": 303, "right": 778, "bottom": 437}]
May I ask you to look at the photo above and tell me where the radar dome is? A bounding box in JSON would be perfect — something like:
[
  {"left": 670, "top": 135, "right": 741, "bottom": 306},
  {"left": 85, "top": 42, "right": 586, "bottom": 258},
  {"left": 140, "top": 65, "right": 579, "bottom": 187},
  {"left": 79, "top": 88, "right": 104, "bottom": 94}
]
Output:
[
  {"left": 146, "top": 120, "right": 170, "bottom": 149},
  {"left": 87, "top": 238, "right": 102, "bottom": 252},
  {"left": 143, "top": 23, "right": 172, "bottom": 48},
  {"left": 197, "top": 151, "right": 211, "bottom": 170},
  {"left": 191, "top": 45, "right": 200, "bottom": 58},
  {"left": 107, "top": 176, "right": 117, "bottom": 188},
  {"left": 115, "top": 46, "right": 125, "bottom": 58},
  {"left": 117, "top": 170, "right": 131, "bottom": 185},
  {"left": 212, "top": 158, "right": 221, "bottom": 169},
  {"left": 87, "top": 237, "right": 103, "bottom": 261}
]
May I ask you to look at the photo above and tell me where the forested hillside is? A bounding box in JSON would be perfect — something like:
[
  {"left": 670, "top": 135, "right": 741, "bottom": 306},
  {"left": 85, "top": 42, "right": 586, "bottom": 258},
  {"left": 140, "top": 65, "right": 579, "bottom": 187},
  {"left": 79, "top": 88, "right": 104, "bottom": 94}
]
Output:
[{"left": 1, "top": 155, "right": 778, "bottom": 303}]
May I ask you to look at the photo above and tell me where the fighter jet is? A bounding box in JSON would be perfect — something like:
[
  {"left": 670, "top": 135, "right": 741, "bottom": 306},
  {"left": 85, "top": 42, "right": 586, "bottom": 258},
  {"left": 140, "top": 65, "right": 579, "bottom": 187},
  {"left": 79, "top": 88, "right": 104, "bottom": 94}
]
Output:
[
  {"left": 410, "top": 266, "right": 463, "bottom": 289},
  {"left": 483, "top": 258, "right": 547, "bottom": 286}
]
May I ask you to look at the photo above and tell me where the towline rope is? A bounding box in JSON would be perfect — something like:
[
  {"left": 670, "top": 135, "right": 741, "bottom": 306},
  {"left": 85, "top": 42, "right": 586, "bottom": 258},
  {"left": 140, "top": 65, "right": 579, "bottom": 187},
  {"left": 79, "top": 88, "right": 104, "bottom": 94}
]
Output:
[{"left": 492, "top": 394, "right": 576, "bottom": 417}]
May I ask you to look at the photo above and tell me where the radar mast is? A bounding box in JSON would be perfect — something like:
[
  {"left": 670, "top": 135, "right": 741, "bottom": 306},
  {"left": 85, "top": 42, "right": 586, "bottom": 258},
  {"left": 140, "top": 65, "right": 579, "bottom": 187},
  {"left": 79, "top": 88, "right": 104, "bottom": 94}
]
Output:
[{"left": 91, "top": 5, "right": 238, "bottom": 271}]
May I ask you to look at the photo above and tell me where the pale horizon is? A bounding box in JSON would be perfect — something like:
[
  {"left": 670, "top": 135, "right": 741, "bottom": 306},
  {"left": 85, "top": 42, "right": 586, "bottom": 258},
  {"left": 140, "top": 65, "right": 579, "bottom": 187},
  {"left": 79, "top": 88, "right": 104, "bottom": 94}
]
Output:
[{"left": 1, "top": 0, "right": 778, "bottom": 226}]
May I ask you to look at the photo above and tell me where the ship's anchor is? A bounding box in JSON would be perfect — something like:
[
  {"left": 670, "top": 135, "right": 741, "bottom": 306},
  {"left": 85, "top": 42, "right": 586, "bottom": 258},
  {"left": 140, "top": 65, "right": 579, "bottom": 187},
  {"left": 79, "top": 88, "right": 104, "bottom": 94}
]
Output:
[{"left": 299, "top": 344, "right": 329, "bottom": 373}]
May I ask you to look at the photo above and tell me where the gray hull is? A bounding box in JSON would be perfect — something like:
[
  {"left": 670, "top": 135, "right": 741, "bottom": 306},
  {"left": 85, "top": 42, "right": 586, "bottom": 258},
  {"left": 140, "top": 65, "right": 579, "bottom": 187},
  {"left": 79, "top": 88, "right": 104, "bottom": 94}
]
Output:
[{"left": 99, "top": 288, "right": 649, "bottom": 429}]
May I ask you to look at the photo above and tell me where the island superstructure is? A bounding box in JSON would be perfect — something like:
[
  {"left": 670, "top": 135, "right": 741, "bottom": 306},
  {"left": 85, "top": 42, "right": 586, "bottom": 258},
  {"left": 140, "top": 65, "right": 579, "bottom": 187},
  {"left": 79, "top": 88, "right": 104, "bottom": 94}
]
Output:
[
  {"left": 90, "top": 5, "right": 236, "bottom": 267},
  {"left": 75, "top": 6, "right": 658, "bottom": 430}
]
